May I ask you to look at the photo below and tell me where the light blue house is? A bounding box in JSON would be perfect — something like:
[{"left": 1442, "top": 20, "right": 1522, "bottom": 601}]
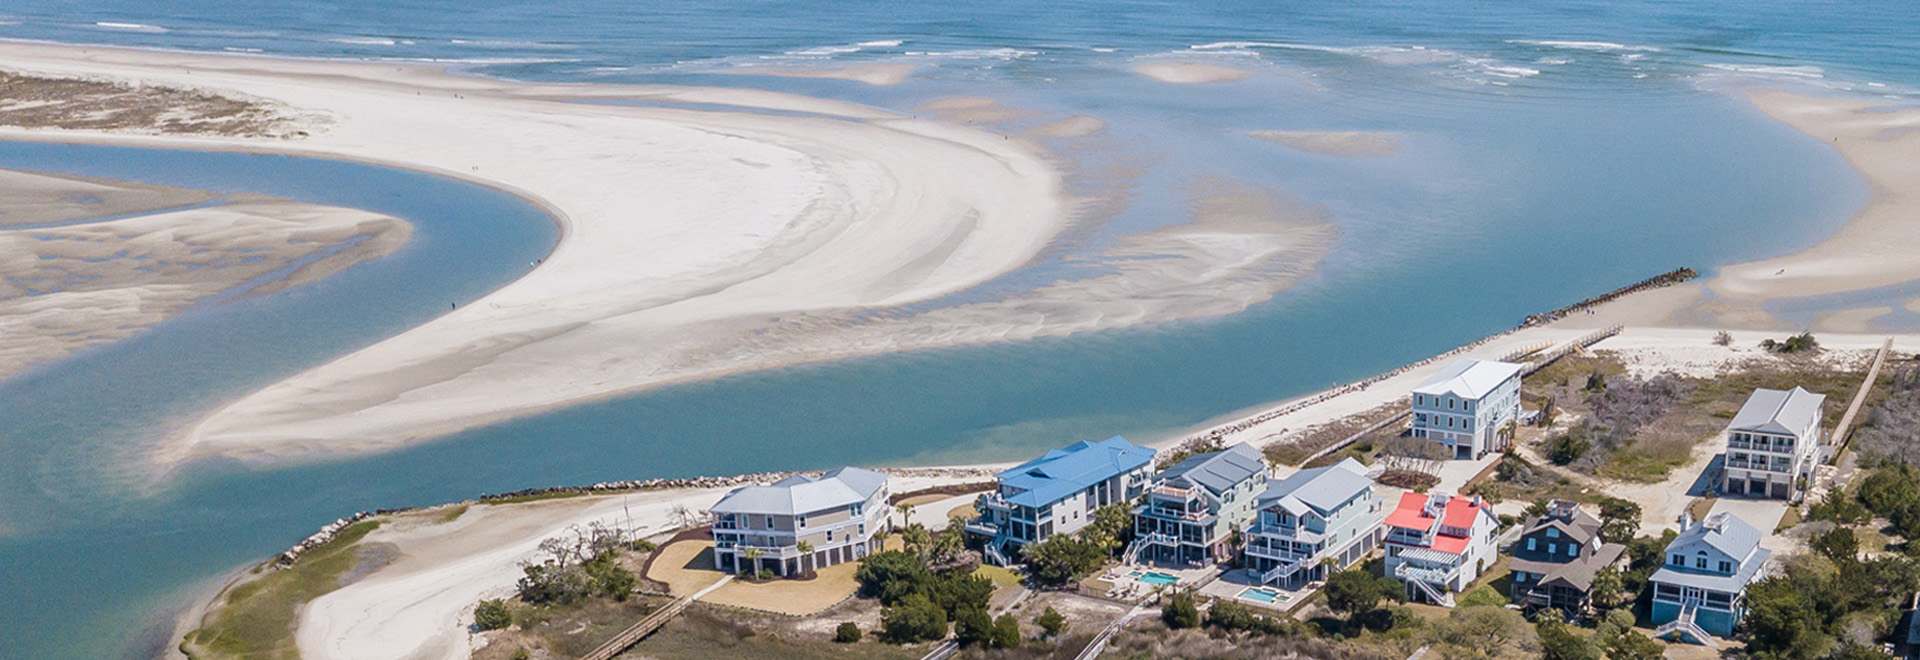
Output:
[
  {"left": 965, "top": 436, "right": 1155, "bottom": 565},
  {"left": 1244, "top": 457, "right": 1385, "bottom": 590},
  {"left": 1128, "top": 443, "right": 1268, "bottom": 567},
  {"left": 1410, "top": 358, "right": 1524, "bottom": 459},
  {"left": 1649, "top": 512, "right": 1771, "bottom": 645}
]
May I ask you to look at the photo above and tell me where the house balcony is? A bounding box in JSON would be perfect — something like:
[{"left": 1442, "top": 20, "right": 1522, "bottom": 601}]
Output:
[
  {"left": 714, "top": 519, "right": 743, "bottom": 530},
  {"left": 1136, "top": 504, "right": 1217, "bottom": 525},
  {"left": 723, "top": 543, "right": 801, "bottom": 560},
  {"left": 1249, "top": 523, "right": 1325, "bottom": 545},
  {"left": 1245, "top": 542, "right": 1316, "bottom": 564}
]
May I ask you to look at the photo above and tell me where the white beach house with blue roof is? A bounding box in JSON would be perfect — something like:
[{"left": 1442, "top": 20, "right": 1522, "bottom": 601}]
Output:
[
  {"left": 1410, "top": 358, "right": 1524, "bottom": 460},
  {"left": 966, "top": 436, "right": 1155, "bottom": 565},
  {"left": 1722, "top": 386, "right": 1827, "bottom": 501},
  {"left": 710, "top": 466, "right": 891, "bottom": 577},
  {"left": 1649, "top": 512, "right": 1771, "bottom": 644},
  {"left": 1245, "top": 457, "right": 1385, "bottom": 590},
  {"left": 1129, "top": 443, "right": 1269, "bottom": 567}
]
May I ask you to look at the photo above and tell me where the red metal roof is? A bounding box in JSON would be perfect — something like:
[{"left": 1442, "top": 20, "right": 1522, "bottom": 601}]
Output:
[
  {"left": 1385, "top": 492, "right": 1433, "bottom": 531},
  {"left": 1429, "top": 534, "right": 1470, "bottom": 554},
  {"left": 1442, "top": 497, "right": 1481, "bottom": 529}
]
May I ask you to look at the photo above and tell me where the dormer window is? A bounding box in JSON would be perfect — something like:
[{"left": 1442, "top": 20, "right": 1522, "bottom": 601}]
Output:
[
  {"left": 1695, "top": 555, "right": 1708, "bottom": 569},
  {"left": 1546, "top": 528, "right": 1559, "bottom": 538},
  {"left": 1719, "top": 561, "right": 1732, "bottom": 573},
  {"left": 1671, "top": 553, "right": 1684, "bottom": 566}
]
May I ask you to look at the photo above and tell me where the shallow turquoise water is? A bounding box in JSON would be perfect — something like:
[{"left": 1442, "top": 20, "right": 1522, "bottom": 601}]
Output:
[{"left": 0, "top": 2, "right": 1910, "bottom": 658}]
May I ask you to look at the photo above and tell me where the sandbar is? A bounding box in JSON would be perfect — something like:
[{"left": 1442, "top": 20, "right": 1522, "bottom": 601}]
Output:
[
  {"left": 0, "top": 169, "right": 409, "bottom": 379},
  {"left": 1249, "top": 130, "right": 1401, "bottom": 157},
  {"left": 1132, "top": 61, "right": 1254, "bottom": 84},
  {"left": 723, "top": 63, "right": 917, "bottom": 86},
  {"left": 1711, "top": 91, "right": 1920, "bottom": 300},
  {"left": 0, "top": 42, "right": 1071, "bottom": 465}
]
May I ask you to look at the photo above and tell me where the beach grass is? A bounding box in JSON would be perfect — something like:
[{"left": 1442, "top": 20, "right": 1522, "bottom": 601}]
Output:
[
  {"left": 180, "top": 520, "right": 383, "bottom": 660},
  {"left": 628, "top": 606, "right": 922, "bottom": 660}
]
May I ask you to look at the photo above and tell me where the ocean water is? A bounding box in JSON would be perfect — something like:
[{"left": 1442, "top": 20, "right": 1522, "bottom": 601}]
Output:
[{"left": 0, "top": 2, "right": 1912, "bottom": 659}]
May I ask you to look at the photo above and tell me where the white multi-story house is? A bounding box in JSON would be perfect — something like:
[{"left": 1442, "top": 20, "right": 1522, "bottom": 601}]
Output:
[
  {"left": 1129, "top": 443, "right": 1268, "bottom": 567},
  {"left": 710, "top": 467, "right": 891, "bottom": 577},
  {"left": 1722, "top": 387, "right": 1826, "bottom": 501},
  {"left": 1244, "top": 457, "right": 1385, "bottom": 590},
  {"left": 966, "top": 436, "right": 1155, "bottom": 565},
  {"left": 1382, "top": 491, "right": 1500, "bottom": 607},
  {"left": 1410, "top": 359, "right": 1524, "bottom": 460},
  {"left": 1649, "top": 512, "right": 1770, "bottom": 644}
]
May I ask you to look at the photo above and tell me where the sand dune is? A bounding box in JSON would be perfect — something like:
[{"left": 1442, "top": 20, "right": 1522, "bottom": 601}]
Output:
[{"left": 1711, "top": 91, "right": 1920, "bottom": 300}]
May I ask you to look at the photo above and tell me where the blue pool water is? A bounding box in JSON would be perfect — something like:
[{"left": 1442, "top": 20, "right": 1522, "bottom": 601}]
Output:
[
  {"left": 0, "top": 2, "right": 1913, "bottom": 659},
  {"left": 1138, "top": 572, "right": 1181, "bottom": 587},
  {"left": 1240, "top": 587, "right": 1285, "bottom": 603}
]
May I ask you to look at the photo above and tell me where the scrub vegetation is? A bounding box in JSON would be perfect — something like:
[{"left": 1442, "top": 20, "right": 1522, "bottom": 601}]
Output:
[{"left": 179, "top": 520, "right": 384, "bottom": 660}]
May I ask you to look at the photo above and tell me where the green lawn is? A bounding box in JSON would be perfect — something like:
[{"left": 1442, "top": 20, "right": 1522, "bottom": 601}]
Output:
[{"left": 181, "top": 520, "right": 383, "bottom": 660}]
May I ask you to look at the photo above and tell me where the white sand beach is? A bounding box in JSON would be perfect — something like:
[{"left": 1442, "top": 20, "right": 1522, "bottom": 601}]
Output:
[
  {"left": 0, "top": 43, "right": 1070, "bottom": 464},
  {"left": 1132, "top": 61, "right": 1254, "bottom": 84},
  {"left": 1711, "top": 91, "right": 1920, "bottom": 300}
]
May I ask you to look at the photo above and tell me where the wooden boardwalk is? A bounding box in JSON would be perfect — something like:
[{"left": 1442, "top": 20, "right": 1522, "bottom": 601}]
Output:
[
  {"left": 1828, "top": 336, "right": 1895, "bottom": 459},
  {"left": 579, "top": 575, "right": 732, "bottom": 660}
]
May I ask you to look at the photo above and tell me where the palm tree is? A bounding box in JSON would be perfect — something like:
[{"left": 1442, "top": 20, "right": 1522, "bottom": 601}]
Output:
[
  {"left": 896, "top": 503, "right": 916, "bottom": 527},
  {"left": 796, "top": 541, "right": 815, "bottom": 573},
  {"left": 742, "top": 547, "right": 765, "bottom": 578}
]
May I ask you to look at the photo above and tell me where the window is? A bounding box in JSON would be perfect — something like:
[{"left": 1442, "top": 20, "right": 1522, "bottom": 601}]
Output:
[
  {"left": 1546, "top": 528, "right": 1559, "bottom": 538},
  {"left": 1719, "top": 561, "right": 1732, "bottom": 573},
  {"left": 797, "top": 514, "right": 807, "bottom": 528},
  {"left": 827, "top": 529, "right": 834, "bottom": 542},
  {"left": 1448, "top": 398, "right": 1456, "bottom": 410},
  {"left": 851, "top": 504, "right": 862, "bottom": 516},
  {"left": 1671, "top": 554, "right": 1684, "bottom": 566},
  {"left": 1527, "top": 538, "right": 1536, "bottom": 551},
  {"left": 1696, "top": 556, "right": 1707, "bottom": 569},
  {"left": 1548, "top": 543, "right": 1557, "bottom": 555}
]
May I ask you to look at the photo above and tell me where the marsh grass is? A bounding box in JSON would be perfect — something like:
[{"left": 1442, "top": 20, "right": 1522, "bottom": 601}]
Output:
[{"left": 181, "top": 520, "right": 383, "bottom": 660}]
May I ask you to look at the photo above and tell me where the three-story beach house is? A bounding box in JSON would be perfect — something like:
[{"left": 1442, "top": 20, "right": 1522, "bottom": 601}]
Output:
[
  {"left": 1244, "top": 457, "right": 1385, "bottom": 590},
  {"left": 710, "top": 466, "right": 891, "bottom": 577},
  {"left": 1508, "top": 500, "right": 1628, "bottom": 616},
  {"left": 1722, "top": 386, "right": 1827, "bottom": 501},
  {"left": 1410, "top": 358, "right": 1524, "bottom": 459},
  {"left": 1382, "top": 491, "right": 1499, "bottom": 607},
  {"left": 966, "top": 436, "right": 1155, "bottom": 566},
  {"left": 1649, "top": 512, "right": 1771, "bottom": 645},
  {"left": 1128, "top": 443, "right": 1268, "bottom": 567}
]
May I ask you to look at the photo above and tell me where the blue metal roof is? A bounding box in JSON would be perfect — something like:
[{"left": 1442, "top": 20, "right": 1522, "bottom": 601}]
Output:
[{"left": 997, "top": 436, "right": 1154, "bottom": 508}]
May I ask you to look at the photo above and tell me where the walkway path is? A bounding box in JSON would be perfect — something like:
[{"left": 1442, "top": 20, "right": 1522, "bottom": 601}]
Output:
[{"left": 578, "top": 575, "right": 733, "bottom": 660}]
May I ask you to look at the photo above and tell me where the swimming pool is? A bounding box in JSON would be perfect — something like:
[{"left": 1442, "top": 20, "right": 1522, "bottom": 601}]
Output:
[
  {"left": 1239, "top": 587, "right": 1287, "bottom": 604},
  {"left": 1137, "top": 572, "right": 1180, "bottom": 587}
]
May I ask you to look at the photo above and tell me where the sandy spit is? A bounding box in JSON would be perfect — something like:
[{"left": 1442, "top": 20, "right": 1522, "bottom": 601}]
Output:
[
  {"left": 0, "top": 42, "right": 1070, "bottom": 466},
  {"left": 1711, "top": 91, "right": 1920, "bottom": 300}
]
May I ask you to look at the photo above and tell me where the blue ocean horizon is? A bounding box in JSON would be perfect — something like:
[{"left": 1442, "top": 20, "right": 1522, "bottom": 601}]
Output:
[{"left": 0, "top": 1, "right": 1912, "bottom": 658}]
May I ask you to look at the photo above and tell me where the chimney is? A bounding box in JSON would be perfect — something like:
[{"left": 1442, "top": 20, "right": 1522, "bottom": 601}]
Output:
[{"left": 1679, "top": 510, "right": 1693, "bottom": 531}]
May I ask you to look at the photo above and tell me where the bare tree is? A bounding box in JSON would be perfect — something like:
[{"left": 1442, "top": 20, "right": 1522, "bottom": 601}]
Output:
[{"left": 1379, "top": 435, "right": 1446, "bottom": 475}]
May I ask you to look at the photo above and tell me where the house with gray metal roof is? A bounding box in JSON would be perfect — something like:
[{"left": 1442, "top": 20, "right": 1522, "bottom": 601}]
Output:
[
  {"left": 711, "top": 466, "right": 891, "bottom": 577},
  {"left": 966, "top": 436, "right": 1155, "bottom": 565},
  {"left": 1410, "top": 359, "right": 1524, "bottom": 459},
  {"left": 1649, "top": 512, "right": 1771, "bottom": 644},
  {"left": 1509, "top": 500, "right": 1627, "bottom": 617},
  {"left": 1244, "top": 457, "right": 1386, "bottom": 590},
  {"left": 1127, "top": 443, "right": 1269, "bottom": 567},
  {"left": 1722, "top": 386, "right": 1826, "bottom": 501}
]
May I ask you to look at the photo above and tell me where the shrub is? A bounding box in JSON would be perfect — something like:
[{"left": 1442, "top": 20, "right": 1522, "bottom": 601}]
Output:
[
  {"left": 511, "top": 648, "right": 530, "bottom": 660},
  {"left": 473, "top": 599, "right": 512, "bottom": 631},
  {"left": 1547, "top": 431, "right": 1591, "bottom": 465},
  {"left": 834, "top": 621, "right": 862, "bottom": 643},
  {"left": 1324, "top": 568, "right": 1385, "bottom": 617},
  {"left": 629, "top": 539, "right": 658, "bottom": 553},
  {"left": 1162, "top": 591, "right": 1200, "bottom": 629},
  {"left": 1377, "top": 470, "right": 1441, "bottom": 491},
  {"left": 1208, "top": 598, "right": 1255, "bottom": 631},
  {"left": 881, "top": 593, "right": 949, "bottom": 643},
  {"left": 991, "top": 614, "right": 1022, "bottom": 649},
  {"left": 955, "top": 608, "right": 994, "bottom": 647},
  {"left": 1036, "top": 606, "right": 1067, "bottom": 637},
  {"left": 1713, "top": 331, "right": 1732, "bottom": 346}
]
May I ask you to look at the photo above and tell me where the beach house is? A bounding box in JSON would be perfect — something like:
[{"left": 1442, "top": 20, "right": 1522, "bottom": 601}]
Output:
[
  {"left": 710, "top": 467, "right": 891, "bottom": 577},
  {"left": 1244, "top": 457, "right": 1385, "bottom": 590},
  {"left": 1410, "top": 358, "right": 1524, "bottom": 459},
  {"left": 1509, "top": 500, "right": 1628, "bottom": 616},
  {"left": 966, "top": 436, "right": 1156, "bottom": 565},
  {"left": 1382, "top": 491, "right": 1500, "bottom": 606},
  {"left": 1127, "top": 443, "right": 1268, "bottom": 567},
  {"left": 1722, "top": 386, "right": 1827, "bottom": 501},
  {"left": 1649, "top": 512, "right": 1771, "bottom": 644}
]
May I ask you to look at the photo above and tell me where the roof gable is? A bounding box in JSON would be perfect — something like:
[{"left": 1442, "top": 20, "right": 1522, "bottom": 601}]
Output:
[
  {"left": 1160, "top": 443, "right": 1267, "bottom": 497},
  {"left": 1258, "top": 457, "right": 1371, "bottom": 514},
  {"left": 1667, "top": 512, "right": 1763, "bottom": 566},
  {"left": 1728, "top": 387, "right": 1826, "bottom": 436},
  {"left": 712, "top": 466, "right": 888, "bottom": 516},
  {"left": 998, "top": 436, "right": 1155, "bottom": 508},
  {"left": 1411, "top": 359, "right": 1524, "bottom": 400}
]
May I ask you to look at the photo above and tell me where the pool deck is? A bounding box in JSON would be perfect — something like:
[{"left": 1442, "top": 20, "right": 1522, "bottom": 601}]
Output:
[{"left": 1199, "top": 567, "right": 1317, "bottom": 613}]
